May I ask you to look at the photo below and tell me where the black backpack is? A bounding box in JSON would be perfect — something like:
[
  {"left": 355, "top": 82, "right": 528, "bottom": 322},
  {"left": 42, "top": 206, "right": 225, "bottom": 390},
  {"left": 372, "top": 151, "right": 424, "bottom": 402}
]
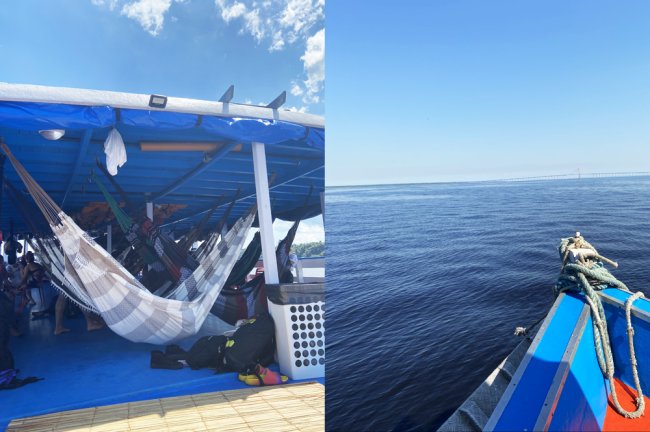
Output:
[
  {"left": 224, "top": 312, "right": 276, "bottom": 373},
  {"left": 186, "top": 335, "right": 228, "bottom": 370}
]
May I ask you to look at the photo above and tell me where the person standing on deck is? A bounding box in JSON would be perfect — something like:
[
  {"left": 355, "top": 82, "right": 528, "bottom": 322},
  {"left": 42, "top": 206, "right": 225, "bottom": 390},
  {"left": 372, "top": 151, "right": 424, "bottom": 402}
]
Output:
[
  {"left": 0, "top": 284, "right": 15, "bottom": 371},
  {"left": 1, "top": 265, "right": 21, "bottom": 337},
  {"left": 3, "top": 234, "right": 22, "bottom": 266}
]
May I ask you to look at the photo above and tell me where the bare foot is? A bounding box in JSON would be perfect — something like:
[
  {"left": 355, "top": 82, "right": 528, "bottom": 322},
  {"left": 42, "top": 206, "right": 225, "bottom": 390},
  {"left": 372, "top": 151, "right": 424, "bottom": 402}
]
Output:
[
  {"left": 87, "top": 321, "right": 105, "bottom": 332},
  {"left": 54, "top": 327, "right": 71, "bottom": 335}
]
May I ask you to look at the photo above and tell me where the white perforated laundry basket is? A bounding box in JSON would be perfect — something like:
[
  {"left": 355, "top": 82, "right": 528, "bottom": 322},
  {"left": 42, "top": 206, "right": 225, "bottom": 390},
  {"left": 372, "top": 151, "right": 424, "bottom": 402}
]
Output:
[{"left": 267, "top": 283, "right": 325, "bottom": 380}]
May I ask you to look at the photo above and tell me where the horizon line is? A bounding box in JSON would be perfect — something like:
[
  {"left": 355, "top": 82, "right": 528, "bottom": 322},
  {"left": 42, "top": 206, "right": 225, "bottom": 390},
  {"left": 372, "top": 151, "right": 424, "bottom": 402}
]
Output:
[{"left": 326, "top": 171, "right": 650, "bottom": 188}]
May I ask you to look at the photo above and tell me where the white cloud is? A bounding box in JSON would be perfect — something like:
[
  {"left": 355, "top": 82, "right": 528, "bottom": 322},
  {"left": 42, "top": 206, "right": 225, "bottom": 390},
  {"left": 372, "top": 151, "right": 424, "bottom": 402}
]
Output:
[
  {"left": 92, "top": 0, "right": 119, "bottom": 10},
  {"left": 286, "top": 105, "right": 308, "bottom": 113},
  {"left": 242, "top": 8, "right": 263, "bottom": 42},
  {"left": 241, "top": 215, "right": 323, "bottom": 251},
  {"left": 300, "top": 28, "right": 324, "bottom": 104},
  {"left": 215, "top": 0, "right": 260, "bottom": 40},
  {"left": 120, "top": 0, "right": 175, "bottom": 36},
  {"left": 274, "top": 217, "right": 323, "bottom": 244},
  {"left": 290, "top": 81, "right": 303, "bottom": 96},
  {"left": 92, "top": 0, "right": 185, "bottom": 36},
  {"left": 213, "top": 0, "right": 324, "bottom": 105},
  {"left": 220, "top": 1, "right": 246, "bottom": 21},
  {"left": 91, "top": 0, "right": 324, "bottom": 104},
  {"left": 214, "top": 0, "right": 323, "bottom": 52},
  {"left": 270, "top": 31, "right": 285, "bottom": 52},
  {"left": 279, "top": 0, "right": 322, "bottom": 44}
]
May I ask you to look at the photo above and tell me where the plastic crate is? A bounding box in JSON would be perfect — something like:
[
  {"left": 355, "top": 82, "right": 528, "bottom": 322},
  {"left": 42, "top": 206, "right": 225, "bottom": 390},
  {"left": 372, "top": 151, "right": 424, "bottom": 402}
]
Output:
[{"left": 267, "top": 283, "right": 325, "bottom": 380}]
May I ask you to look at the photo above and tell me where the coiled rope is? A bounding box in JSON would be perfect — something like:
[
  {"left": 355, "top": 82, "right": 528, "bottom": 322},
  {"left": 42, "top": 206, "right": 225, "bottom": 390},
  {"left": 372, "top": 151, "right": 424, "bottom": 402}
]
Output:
[{"left": 555, "top": 232, "right": 645, "bottom": 418}]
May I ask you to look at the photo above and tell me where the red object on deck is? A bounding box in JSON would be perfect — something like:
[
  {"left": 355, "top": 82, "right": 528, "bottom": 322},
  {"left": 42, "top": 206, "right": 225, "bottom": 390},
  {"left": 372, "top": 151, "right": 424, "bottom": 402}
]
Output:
[{"left": 604, "top": 378, "right": 650, "bottom": 431}]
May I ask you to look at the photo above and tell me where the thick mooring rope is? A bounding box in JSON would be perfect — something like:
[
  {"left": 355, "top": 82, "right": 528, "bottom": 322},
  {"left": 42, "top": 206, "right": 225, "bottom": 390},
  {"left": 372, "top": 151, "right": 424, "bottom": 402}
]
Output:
[{"left": 555, "top": 233, "right": 645, "bottom": 418}]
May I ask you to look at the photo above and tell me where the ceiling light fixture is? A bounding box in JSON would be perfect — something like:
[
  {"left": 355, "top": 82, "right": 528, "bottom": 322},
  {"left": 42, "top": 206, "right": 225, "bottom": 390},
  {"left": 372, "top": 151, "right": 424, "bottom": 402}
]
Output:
[
  {"left": 39, "top": 129, "right": 65, "bottom": 140},
  {"left": 149, "top": 94, "right": 167, "bottom": 109}
]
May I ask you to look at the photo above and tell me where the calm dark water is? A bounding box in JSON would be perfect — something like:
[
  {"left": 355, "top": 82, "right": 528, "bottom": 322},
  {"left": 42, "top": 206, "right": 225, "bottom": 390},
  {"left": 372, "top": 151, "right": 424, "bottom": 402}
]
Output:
[{"left": 325, "top": 177, "right": 650, "bottom": 432}]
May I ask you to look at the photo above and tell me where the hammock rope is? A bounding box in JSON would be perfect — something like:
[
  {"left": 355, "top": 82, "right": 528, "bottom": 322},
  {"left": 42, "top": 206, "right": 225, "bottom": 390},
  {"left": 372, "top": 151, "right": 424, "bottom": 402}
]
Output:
[
  {"left": 90, "top": 172, "right": 132, "bottom": 232},
  {"left": 224, "top": 232, "right": 262, "bottom": 288},
  {"left": 1, "top": 142, "right": 256, "bottom": 344},
  {"left": 91, "top": 172, "right": 194, "bottom": 283},
  {"left": 95, "top": 157, "right": 136, "bottom": 211},
  {"left": 180, "top": 189, "right": 240, "bottom": 252},
  {"left": 6, "top": 180, "right": 98, "bottom": 313},
  {"left": 90, "top": 172, "right": 172, "bottom": 290},
  {"left": 276, "top": 185, "right": 314, "bottom": 278},
  {"left": 555, "top": 233, "right": 645, "bottom": 418},
  {"left": 10, "top": 169, "right": 249, "bottom": 317},
  {"left": 4, "top": 180, "right": 90, "bottom": 304},
  {"left": 95, "top": 158, "right": 235, "bottom": 263},
  {"left": 210, "top": 187, "right": 314, "bottom": 323}
]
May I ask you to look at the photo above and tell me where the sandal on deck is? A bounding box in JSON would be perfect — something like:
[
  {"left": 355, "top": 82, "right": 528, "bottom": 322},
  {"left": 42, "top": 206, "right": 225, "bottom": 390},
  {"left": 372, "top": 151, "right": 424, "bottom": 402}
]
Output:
[{"left": 241, "top": 365, "right": 288, "bottom": 386}]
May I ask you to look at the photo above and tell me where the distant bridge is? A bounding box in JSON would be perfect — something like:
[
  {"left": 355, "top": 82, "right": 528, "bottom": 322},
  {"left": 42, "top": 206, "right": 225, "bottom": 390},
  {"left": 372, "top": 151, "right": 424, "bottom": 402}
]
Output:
[{"left": 494, "top": 172, "right": 650, "bottom": 183}]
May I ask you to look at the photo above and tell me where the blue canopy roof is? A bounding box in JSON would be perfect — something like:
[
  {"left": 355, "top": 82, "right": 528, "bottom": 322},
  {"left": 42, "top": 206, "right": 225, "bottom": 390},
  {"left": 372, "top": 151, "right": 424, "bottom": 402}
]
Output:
[{"left": 0, "top": 85, "right": 324, "bottom": 238}]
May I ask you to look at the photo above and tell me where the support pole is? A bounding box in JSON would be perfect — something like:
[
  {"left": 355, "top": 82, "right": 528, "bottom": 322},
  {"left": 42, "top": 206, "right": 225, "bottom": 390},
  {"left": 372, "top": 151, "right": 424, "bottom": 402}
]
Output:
[
  {"left": 146, "top": 201, "right": 153, "bottom": 221},
  {"left": 107, "top": 224, "right": 112, "bottom": 254},
  {"left": 320, "top": 191, "right": 325, "bottom": 222},
  {"left": 252, "top": 142, "right": 279, "bottom": 284},
  {"left": 0, "top": 154, "right": 5, "bottom": 235},
  {"left": 296, "top": 260, "right": 304, "bottom": 283}
]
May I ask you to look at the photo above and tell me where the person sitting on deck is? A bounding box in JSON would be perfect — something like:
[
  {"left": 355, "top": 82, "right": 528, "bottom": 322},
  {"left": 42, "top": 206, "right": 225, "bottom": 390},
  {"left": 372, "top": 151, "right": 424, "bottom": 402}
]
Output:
[
  {"left": 18, "top": 252, "right": 53, "bottom": 320},
  {"left": 0, "top": 282, "right": 42, "bottom": 390},
  {"left": 5, "top": 264, "right": 20, "bottom": 302},
  {"left": 1, "top": 266, "right": 22, "bottom": 337},
  {"left": 5, "top": 265, "right": 21, "bottom": 292},
  {"left": 18, "top": 253, "right": 27, "bottom": 272},
  {"left": 18, "top": 251, "right": 106, "bottom": 335},
  {"left": 12, "top": 252, "right": 35, "bottom": 309}
]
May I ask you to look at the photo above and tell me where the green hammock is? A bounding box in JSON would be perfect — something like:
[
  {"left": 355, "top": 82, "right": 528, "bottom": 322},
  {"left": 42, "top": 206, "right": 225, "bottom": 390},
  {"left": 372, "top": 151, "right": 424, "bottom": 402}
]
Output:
[{"left": 91, "top": 173, "right": 185, "bottom": 282}]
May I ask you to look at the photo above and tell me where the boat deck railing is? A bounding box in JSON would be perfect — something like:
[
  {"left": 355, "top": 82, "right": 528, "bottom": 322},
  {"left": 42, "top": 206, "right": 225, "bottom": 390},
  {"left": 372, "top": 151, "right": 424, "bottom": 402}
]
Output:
[{"left": 253, "top": 257, "right": 325, "bottom": 283}]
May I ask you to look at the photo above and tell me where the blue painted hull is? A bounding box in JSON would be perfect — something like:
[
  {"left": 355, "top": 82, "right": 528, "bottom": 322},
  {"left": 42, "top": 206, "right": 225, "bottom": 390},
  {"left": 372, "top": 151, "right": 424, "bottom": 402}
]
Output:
[{"left": 485, "top": 289, "right": 650, "bottom": 431}]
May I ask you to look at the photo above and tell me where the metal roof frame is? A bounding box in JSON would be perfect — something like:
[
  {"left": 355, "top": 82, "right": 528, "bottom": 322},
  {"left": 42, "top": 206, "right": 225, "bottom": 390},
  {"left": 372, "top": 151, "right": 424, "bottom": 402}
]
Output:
[{"left": 0, "top": 83, "right": 324, "bottom": 237}]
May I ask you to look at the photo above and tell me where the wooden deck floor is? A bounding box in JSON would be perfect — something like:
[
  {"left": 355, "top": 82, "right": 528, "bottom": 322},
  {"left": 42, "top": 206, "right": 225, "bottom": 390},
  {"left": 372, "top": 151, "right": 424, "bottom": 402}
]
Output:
[{"left": 7, "top": 382, "right": 324, "bottom": 432}]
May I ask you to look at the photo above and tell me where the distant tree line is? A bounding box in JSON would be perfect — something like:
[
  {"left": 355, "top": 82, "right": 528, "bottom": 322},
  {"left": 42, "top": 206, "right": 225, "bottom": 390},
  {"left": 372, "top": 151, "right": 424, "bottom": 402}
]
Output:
[{"left": 292, "top": 241, "right": 324, "bottom": 258}]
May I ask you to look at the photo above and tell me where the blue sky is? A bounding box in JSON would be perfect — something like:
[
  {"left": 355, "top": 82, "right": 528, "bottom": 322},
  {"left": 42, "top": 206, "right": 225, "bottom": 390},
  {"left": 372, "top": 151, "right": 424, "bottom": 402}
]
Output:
[
  {"left": 0, "top": 0, "right": 323, "bottom": 114},
  {"left": 327, "top": 1, "right": 650, "bottom": 185},
  {"left": 0, "top": 0, "right": 324, "bottom": 244}
]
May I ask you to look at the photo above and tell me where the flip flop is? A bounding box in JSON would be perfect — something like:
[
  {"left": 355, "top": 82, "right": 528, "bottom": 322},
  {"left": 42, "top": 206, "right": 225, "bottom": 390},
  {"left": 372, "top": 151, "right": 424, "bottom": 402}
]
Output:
[
  {"left": 243, "top": 365, "right": 288, "bottom": 386},
  {"left": 237, "top": 372, "right": 283, "bottom": 382}
]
